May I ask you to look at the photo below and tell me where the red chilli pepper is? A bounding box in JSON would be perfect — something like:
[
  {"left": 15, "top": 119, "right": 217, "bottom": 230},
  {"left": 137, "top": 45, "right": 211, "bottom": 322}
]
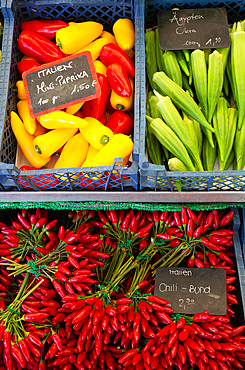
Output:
[
  {"left": 211, "top": 229, "right": 235, "bottom": 236},
  {"left": 187, "top": 218, "right": 193, "bottom": 238},
  {"left": 181, "top": 206, "right": 188, "bottom": 225},
  {"left": 220, "top": 210, "right": 234, "bottom": 226},
  {"left": 201, "top": 238, "right": 223, "bottom": 252},
  {"left": 18, "top": 338, "right": 30, "bottom": 362},
  {"left": 202, "top": 212, "right": 214, "bottom": 233},
  {"left": 186, "top": 207, "right": 197, "bottom": 223},
  {"left": 212, "top": 209, "right": 219, "bottom": 228},
  {"left": 24, "top": 313, "right": 49, "bottom": 321},
  {"left": 100, "top": 43, "right": 135, "bottom": 77},
  {"left": 106, "top": 63, "right": 132, "bottom": 97},
  {"left": 173, "top": 212, "right": 181, "bottom": 227},
  {"left": 17, "top": 213, "right": 31, "bottom": 230},
  {"left": 18, "top": 30, "right": 65, "bottom": 63},
  {"left": 11, "top": 344, "right": 26, "bottom": 368},
  {"left": 118, "top": 348, "right": 137, "bottom": 363},
  {"left": 138, "top": 223, "right": 154, "bottom": 237}
]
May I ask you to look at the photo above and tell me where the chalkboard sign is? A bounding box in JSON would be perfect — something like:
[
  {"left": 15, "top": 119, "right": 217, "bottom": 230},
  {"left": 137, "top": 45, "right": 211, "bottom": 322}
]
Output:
[
  {"left": 23, "top": 51, "right": 101, "bottom": 118},
  {"left": 154, "top": 267, "right": 227, "bottom": 315},
  {"left": 157, "top": 8, "right": 230, "bottom": 51}
]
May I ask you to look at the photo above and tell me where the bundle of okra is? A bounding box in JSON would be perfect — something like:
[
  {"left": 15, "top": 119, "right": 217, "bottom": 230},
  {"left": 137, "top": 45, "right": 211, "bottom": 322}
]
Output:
[{"left": 145, "top": 21, "right": 245, "bottom": 172}]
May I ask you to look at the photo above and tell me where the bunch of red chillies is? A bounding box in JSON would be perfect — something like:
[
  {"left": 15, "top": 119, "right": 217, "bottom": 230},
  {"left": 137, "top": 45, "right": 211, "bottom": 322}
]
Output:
[{"left": 0, "top": 207, "right": 242, "bottom": 370}]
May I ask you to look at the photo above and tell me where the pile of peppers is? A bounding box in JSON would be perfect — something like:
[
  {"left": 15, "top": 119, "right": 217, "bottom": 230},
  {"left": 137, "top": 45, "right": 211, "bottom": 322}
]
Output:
[
  {"left": 12, "top": 18, "right": 135, "bottom": 171},
  {"left": 0, "top": 206, "right": 244, "bottom": 370}
]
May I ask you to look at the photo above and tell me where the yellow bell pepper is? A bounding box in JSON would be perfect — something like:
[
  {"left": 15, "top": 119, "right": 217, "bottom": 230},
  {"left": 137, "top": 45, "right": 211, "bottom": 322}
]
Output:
[
  {"left": 39, "top": 111, "right": 88, "bottom": 129},
  {"left": 16, "top": 80, "right": 26, "bottom": 100},
  {"left": 54, "top": 133, "right": 89, "bottom": 169},
  {"left": 17, "top": 100, "right": 37, "bottom": 135},
  {"left": 110, "top": 77, "right": 134, "bottom": 111},
  {"left": 74, "top": 38, "right": 109, "bottom": 61},
  {"left": 91, "top": 134, "right": 134, "bottom": 167},
  {"left": 56, "top": 22, "right": 103, "bottom": 55},
  {"left": 94, "top": 60, "right": 107, "bottom": 75},
  {"left": 81, "top": 145, "right": 99, "bottom": 167},
  {"left": 113, "top": 18, "right": 135, "bottom": 50},
  {"left": 81, "top": 117, "right": 114, "bottom": 150},
  {"left": 101, "top": 31, "right": 117, "bottom": 44},
  {"left": 34, "top": 120, "right": 48, "bottom": 137},
  {"left": 10, "top": 112, "right": 50, "bottom": 168},
  {"left": 33, "top": 128, "right": 77, "bottom": 157},
  {"left": 66, "top": 102, "right": 84, "bottom": 115}
]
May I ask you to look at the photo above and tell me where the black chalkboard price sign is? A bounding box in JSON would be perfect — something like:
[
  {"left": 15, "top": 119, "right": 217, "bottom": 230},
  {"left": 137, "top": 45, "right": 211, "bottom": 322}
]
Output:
[
  {"left": 154, "top": 267, "right": 227, "bottom": 315},
  {"left": 157, "top": 8, "right": 230, "bottom": 51},
  {"left": 23, "top": 51, "right": 101, "bottom": 118}
]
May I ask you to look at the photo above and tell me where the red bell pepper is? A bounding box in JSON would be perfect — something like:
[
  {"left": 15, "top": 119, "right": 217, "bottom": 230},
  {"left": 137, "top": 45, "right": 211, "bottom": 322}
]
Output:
[
  {"left": 21, "top": 20, "right": 68, "bottom": 40},
  {"left": 82, "top": 73, "right": 111, "bottom": 120},
  {"left": 106, "top": 111, "right": 133, "bottom": 134},
  {"left": 100, "top": 43, "right": 135, "bottom": 77},
  {"left": 107, "top": 63, "right": 132, "bottom": 97},
  {"left": 17, "top": 60, "right": 41, "bottom": 75},
  {"left": 18, "top": 31, "right": 65, "bottom": 63}
]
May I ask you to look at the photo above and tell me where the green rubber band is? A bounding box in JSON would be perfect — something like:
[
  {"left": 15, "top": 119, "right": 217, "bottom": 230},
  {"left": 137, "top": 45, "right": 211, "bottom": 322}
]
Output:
[
  {"left": 183, "top": 240, "right": 193, "bottom": 251},
  {"left": 27, "top": 256, "right": 47, "bottom": 278},
  {"left": 30, "top": 246, "right": 37, "bottom": 253},
  {"left": 153, "top": 238, "right": 166, "bottom": 251},
  {"left": 136, "top": 253, "right": 150, "bottom": 260},
  {"left": 131, "top": 287, "right": 150, "bottom": 298},
  {"left": 132, "top": 291, "right": 150, "bottom": 298},
  {"left": 118, "top": 239, "right": 132, "bottom": 256},
  {"left": 171, "top": 313, "right": 183, "bottom": 322},
  {"left": 108, "top": 282, "right": 119, "bottom": 292},
  {"left": 6, "top": 306, "right": 21, "bottom": 316},
  {"left": 98, "top": 284, "right": 111, "bottom": 304}
]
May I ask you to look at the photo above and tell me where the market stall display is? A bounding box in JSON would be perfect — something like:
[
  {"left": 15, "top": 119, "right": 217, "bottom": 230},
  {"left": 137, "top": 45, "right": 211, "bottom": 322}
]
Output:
[
  {"left": 139, "top": 1, "right": 245, "bottom": 191},
  {"left": 0, "top": 205, "right": 243, "bottom": 369},
  {"left": 0, "top": 0, "right": 140, "bottom": 191}
]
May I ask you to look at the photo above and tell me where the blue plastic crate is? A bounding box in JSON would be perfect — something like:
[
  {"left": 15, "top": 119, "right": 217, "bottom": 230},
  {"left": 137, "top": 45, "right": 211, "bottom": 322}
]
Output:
[
  {"left": 0, "top": 0, "right": 141, "bottom": 191},
  {"left": 139, "top": 0, "right": 245, "bottom": 191}
]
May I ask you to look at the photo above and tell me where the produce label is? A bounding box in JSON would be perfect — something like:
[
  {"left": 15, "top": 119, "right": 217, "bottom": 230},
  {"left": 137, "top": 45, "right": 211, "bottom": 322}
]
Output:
[
  {"left": 23, "top": 51, "right": 101, "bottom": 118},
  {"left": 157, "top": 8, "right": 230, "bottom": 50},
  {"left": 154, "top": 267, "right": 227, "bottom": 314}
]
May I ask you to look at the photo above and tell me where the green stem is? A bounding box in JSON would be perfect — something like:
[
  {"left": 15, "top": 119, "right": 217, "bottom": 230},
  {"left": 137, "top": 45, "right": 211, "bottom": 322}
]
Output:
[
  {"left": 20, "top": 278, "right": 45, "bottom": 302},
  {"left": 15, "top": 272, "right": 30, "bottom": 301}
]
